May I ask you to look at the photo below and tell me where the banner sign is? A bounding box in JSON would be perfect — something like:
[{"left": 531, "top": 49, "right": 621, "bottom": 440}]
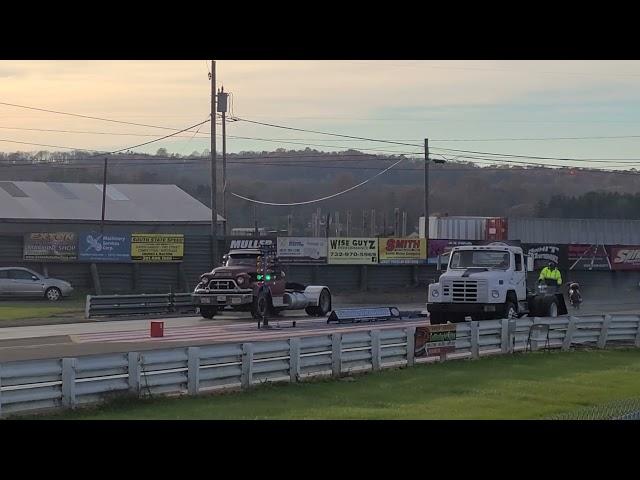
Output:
[
  {"left": 277, "top": 237, "right": 327, "bottom": 264},
  {"left": 567, "top": 244, "right": 611, "bottom": 271},
  {"left": 523, "top": 244, "right": 567, "bottom": 271},
  {"left": 415, "top": 325, "right": 457, "bottom": 357},
  {"left": 131, "top": 234, "right": 184, "bottom": 262},
  {"left": 379, "top": 238, "right": 427, "bottom": 264},
  {"left": 79, "top": 232, "right": 131, "bottom": 262},
  {"left": 226, "top": 237, "right": 275, "bottom": 251},
  {"left": 427, "top": 239, "right": 476, "bottom": 265},
  {"left": 611, "top": 246, "right": 640, "bottom": 271},
  {"left": 23, "top": 232, "right": 77, "bottom": 261},
  {"left": 328, "top": 237, "right": 378, "bottom": 264}
]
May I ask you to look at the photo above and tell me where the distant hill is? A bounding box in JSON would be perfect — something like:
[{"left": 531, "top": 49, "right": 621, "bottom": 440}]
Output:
[{"left": 1, "top": 148, "right": 638, "bottom": 235}]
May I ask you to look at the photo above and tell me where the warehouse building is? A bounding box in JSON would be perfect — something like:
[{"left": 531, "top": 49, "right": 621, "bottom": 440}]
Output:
[{"left": 0, "top": 181, "right": 225, "bottom": 293}]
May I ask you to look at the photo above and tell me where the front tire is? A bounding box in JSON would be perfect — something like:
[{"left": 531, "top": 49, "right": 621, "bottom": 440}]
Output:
[
  {"left": 45, "top": 287, "right": 61, "bottom": 302},
  {"left": 200, "top": 306, "right": 217, "bottom": 319},
  {"left": 503, "top": 301, "right": 518, "bottom": 320},
  {"left": 251, "top": 289, "right": 272, "bottom": 319}
]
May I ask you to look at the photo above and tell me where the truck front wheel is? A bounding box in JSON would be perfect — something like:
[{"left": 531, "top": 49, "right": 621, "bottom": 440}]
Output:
[
  {"left": 504, "top": 301, "right": 518, "bottom": 319},
  {"left": 251, "top": 289, "right": 272, "bottom": 319},
  {"left": 200, "top": 306, "right": 217, "bottom": 319}
]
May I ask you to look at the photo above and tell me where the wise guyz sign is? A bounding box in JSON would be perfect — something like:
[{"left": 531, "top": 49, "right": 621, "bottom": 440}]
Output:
[
  {"left": 611, "top": 246, "right": 640, "bottom": 270},
  {"left": 379, "top": 238, "right": 427, "bottom": 264},
  {"left": 328, "top": 237, "right": 378, "bottom": 264}
]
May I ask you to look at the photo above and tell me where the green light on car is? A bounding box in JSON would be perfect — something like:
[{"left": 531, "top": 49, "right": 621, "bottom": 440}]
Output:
[
  {"left": 257, "top": 274, "right": 263, "bottom": 280},
  {"left": 265, "top": 274, "right": 271, "bottom": 281}
]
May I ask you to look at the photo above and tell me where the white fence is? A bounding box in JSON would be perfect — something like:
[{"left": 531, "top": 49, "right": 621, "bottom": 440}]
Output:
[{"left": 1, "top": 314, "right": 639, "bottom": 418}]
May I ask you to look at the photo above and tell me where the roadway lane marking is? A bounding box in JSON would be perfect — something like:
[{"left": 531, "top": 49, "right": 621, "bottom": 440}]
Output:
[{"left": 70, "top": 319, "right": 428, "bottom": 345}]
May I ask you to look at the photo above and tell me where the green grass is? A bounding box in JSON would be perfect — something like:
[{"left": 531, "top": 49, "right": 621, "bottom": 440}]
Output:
[
  {"left": 36, "top": 348, "right": 640, "bottom": 420},
  {"left": 0, "top": 297, "right": 84, "bottom": 321}
]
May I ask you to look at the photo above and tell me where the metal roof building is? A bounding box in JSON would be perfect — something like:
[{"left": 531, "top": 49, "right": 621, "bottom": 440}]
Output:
[{"left": 0, "top": 181, "right": 224, "bottom": 234}]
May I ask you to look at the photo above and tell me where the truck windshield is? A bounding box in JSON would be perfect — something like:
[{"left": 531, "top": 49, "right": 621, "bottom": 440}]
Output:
[
  {"left": 226, "top": 254, "right": 259, "bottom": 266},
  {"left": 449, "top": 250, "right": 510, "bottom": 270}
]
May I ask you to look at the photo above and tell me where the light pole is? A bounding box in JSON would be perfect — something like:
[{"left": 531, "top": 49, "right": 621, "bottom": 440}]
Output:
[{"left": 210, "top": 60, "right": 218, "bottom": 267}]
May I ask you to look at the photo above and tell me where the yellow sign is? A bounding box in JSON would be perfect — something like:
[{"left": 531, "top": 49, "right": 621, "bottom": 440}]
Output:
[
  {"left": 328, "top": 237, "right": 378, "bottom": 264},
  {"left": 131, "top": 234, "right": 184, "bottom": 262},
  {"left": 379, "top": 238, "right": 427, "bottom": 264}
]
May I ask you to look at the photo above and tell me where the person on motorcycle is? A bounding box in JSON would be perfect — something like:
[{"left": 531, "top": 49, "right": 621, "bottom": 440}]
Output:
[
  {"left": 539, "top": 261, "right": 562, "bottom": 286},
  {"left": 568, "top": 282, "right": 582, "bottom": 309}
]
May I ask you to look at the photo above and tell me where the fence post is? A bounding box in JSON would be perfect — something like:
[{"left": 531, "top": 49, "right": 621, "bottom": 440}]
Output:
[
  {"left": 188, "top": 347, "right": 200, "bottom": 395},
  {"left": 470, "top": 321, "right": 480, "bottom": 359},
  {"left": 289, "top": 337, "right": 301, "bottom": 383},
  {"left": 85, "top": 295, "right": 92, "bottom": 319},
  {"left": 241, "top": 343, "right": 253, "bottom": 389},
  {"left": 128, "top": 352, "right": 140, "bottom": 395},
  {"left": 61, "top": 358, "right": 77, "bottom": 409},
  {"left": 406, "top": 326, "right": 416, "bottom": 366},
  {"left": 501, "top": 318, "right": 509, "bottom": 354},
  {"left": 635, "top": 315, "right": 640, "bottom": 348},
  {"left": 0, "top": 365, "right": 3, "bottom": 418},
  {"left": 332, "top": 333, "right": 342, "bottom": 378},
  {"left": 562, "top": 316, "right": 577, "bottom": 351},
  {"left": 371, "top": 330, "right": 381, "bottom": 371},
  {"left": 598, "top": 314, "right": 612, "bottom": 349}
]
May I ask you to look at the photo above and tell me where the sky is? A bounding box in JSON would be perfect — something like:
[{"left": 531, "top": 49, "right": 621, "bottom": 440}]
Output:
[{"left": 1, "top": 60, "right": 640, "bottom": 169}]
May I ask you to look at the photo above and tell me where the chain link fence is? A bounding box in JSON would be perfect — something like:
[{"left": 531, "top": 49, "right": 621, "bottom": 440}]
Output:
[{"left": 546, "top": 398, "right": 640, "bottom": 420}]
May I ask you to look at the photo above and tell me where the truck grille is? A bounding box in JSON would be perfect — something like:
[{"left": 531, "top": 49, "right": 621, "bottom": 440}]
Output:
[
  {"left": 207, "top": 279, "right": 238, "bottom": 291},
  {"left": 442, "top": 279, "right": 488, "bottom": 303}
]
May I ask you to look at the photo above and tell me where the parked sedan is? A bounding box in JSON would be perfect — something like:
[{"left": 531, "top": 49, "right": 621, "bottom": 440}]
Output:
[{"left": 0, "top": 267, "right": 73, "bottom": 301}]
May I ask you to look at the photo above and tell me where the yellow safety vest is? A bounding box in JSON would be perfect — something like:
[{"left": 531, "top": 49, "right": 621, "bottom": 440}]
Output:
[{"left": 539, "top": 267, "right": 562, "bottom": 285}]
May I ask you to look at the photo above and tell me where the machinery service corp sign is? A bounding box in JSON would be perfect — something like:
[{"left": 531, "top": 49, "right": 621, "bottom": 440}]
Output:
[
  {"left": 131, "top": 234, "right": 184, "bottom": 262},
  {"left": 277, "top": 237, "right": 327, "bottom": 264},
  {"left": 379, "top": 238, "right": 427, "bottom": 264},
  {"left": 611, "top": 246, "right": 640, "bottom": 271},
  {"left": 23, "top": 232, "right": 77, "bottom": 261},
  {"left": 328, "top": 237, "right": 378, "bottom": 264}
]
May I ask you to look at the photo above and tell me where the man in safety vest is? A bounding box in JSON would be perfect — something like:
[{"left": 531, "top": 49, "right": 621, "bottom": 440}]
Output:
[{"left": 539, "top": 261, "right": 562, "bottom": 286}]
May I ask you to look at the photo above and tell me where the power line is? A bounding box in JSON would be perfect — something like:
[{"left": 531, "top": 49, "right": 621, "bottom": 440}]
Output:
[
  {"left": 229, "top": 158, "right": 406, "bottom": 206},
  {"left": 230, "top": 115, "right": 422, "bottom": 148}
]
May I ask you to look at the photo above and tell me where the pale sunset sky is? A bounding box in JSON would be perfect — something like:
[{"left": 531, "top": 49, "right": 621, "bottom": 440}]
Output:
[{"left": 1, "top": 60, "right": 640, "bottom": 169}]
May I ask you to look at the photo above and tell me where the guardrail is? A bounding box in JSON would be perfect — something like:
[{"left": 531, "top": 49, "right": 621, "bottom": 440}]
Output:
[
  {"left": 1, "top": 313, "right": 639, "bottom": 418},
  {"left": 85, "top": 293, "right": 197, "bottom": 318}
]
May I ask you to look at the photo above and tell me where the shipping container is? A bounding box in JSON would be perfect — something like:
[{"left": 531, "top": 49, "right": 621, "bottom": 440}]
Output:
[
  {"left": 508, "top": 217, "right": 640, "bottom": 245},
  {"left": 424, "top": 216, "right": 487, "bottom": 241},
  {"left": 486, "top": 217, "right": 508, "bottom": 241}
]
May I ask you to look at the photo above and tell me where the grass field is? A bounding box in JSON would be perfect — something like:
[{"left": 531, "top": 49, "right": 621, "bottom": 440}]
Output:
[
  {"left": 37, "top": 348, "right": 640, "bottom": 420},
  {"left": 0, "top": 297, "right": 84, "bottom": 321}
]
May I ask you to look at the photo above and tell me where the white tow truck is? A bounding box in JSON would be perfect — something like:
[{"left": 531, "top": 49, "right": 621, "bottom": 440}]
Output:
[{"left": 427, "top": 242, "right": 567, "bottom": 324}]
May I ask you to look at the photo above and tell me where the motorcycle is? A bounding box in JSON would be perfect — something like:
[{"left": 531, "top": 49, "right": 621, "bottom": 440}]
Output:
[{"left": 567, "top": 282, "right": 582, "bottom": 310}]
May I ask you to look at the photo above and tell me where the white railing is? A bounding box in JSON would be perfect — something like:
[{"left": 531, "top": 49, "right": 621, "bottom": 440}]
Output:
[{"left": 1, "top": 314, "right": 639, "bottom": 418}]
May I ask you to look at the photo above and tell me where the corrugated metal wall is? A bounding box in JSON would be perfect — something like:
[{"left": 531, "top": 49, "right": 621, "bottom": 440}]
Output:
[
  {"left": 139, "top": 263, "right": 180, "bottom": 293},
  {"left": 317, "top": 265, "right": 361, "bottom": 291},
  {"left": 509, "top": 217, "right": 640, "bottom": 245},
  {"left": 429, "top": 217, "right": 486, "bottom": 240},
  {"left": 182, "top": 235, "right": 214, "bottom": 289},
  {"left": 368, "top": 265, "right": 414, "bottom": 290},
  {"left": 99, "top": 263, "right": 134, "bottom": 294}
]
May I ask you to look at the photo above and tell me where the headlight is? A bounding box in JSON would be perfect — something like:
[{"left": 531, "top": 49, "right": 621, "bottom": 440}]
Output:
[
  {"left": 431, "top": 289, "right": 439, "bottom": 298},
  {"left": 491, "top": 290, "right": 500, "bottom": 299},
  {"left": 236, "top": 276, "right": 245, "bottom": 286}
]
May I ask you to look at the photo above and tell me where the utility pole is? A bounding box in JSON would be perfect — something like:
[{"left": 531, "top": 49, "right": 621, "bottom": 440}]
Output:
[
  {"left": 100, "top": 157, "right": 107, "bottom": 235},
  {"left": 424, "top": 138, "right": 429, "bottom": 239},
  {"left": 218, "top": 86, "right": 229, "bottom": 236},
  {"left": 370, "top": 209, "right": 376, "bottom": 236},
  {"left": 402, "top": 210, "right": 407, "bottom": 237},
  {"left": 394, "top": 208, "right": 400, "bottom": 237},
  {"left": 361, "top": 210, "right": 366, "bottom": 237},
  {"left": 210, "top": 60, "right": 218, "bottom": 267}
]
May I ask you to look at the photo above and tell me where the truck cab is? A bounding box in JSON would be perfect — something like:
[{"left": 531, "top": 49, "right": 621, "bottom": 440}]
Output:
[{"left": 427, "top": 242, "right": 566, "bottom": 324}]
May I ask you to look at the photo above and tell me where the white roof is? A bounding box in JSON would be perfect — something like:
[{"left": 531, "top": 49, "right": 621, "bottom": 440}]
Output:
[{"left": 0, "top": 181, "right": 225, "bottom": 223}]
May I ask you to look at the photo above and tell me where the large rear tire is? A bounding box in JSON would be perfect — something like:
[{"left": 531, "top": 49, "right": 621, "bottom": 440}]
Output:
[
  {"left": 306, "top": 288, "right": 331, "bottom": 317},
  {"left": 545, "top": 297, "right": 559, "bottom": 318}
]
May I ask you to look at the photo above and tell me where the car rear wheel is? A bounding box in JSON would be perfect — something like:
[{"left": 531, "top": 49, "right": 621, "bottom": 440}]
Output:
[{"left": 45, "top": 287, "right": 61, "bottom": 302}]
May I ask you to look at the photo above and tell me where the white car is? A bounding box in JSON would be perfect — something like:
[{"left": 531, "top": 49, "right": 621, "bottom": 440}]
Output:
[{"left": 0, "top": 267, "right": 73, "bottom": 301}]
